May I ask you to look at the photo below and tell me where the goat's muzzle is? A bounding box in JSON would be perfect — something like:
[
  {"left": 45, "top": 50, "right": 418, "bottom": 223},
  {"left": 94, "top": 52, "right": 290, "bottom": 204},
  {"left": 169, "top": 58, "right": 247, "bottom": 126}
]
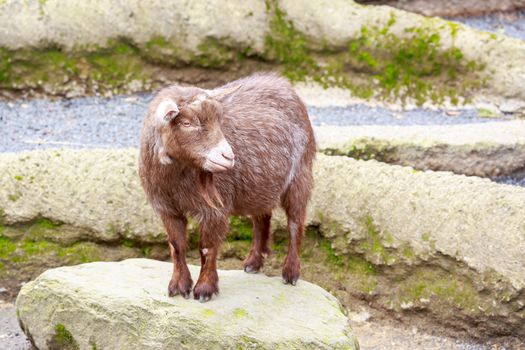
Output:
[{"left": 202, "top": 139, "right": 235, "bottom": 172}]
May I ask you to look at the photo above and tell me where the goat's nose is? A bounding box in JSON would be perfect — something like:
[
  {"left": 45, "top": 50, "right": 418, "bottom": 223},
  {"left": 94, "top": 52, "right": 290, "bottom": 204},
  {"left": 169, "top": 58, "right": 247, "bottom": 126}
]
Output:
[
  {"left": 221, "top": 140, "right": 234, "bottom": 161},
  {"left": 222, "top": 148, "right": 234, "bottom": 161}
]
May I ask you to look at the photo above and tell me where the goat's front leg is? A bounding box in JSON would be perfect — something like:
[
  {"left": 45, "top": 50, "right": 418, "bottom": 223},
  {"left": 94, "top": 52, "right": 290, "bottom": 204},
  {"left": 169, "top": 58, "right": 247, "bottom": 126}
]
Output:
[
  {"left": 160, "top": 213, "right": 192, "bottom": 298},
  {"left": 193, "top": 217, "right": 228, "bottom": 302}
]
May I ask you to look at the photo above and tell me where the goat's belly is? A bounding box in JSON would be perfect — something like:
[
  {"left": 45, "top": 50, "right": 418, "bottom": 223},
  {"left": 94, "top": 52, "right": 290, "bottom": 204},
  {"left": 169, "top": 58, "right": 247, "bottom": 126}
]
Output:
[{"left": 228, "top": 172, "right": 289, "bottom": 216}]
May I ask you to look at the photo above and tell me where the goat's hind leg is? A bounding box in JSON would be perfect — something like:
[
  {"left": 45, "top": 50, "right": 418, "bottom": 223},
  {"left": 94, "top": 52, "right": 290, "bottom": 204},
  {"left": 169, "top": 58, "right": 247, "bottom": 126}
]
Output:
[
  {"left": 160, "top": 213, "right": 193, "bottom": 298},
  {"left": 281, "top": 174, "right": 311, "bottom": 285},
  {"left": 243, "top": 213, "right": 272, "bottom": 273}
]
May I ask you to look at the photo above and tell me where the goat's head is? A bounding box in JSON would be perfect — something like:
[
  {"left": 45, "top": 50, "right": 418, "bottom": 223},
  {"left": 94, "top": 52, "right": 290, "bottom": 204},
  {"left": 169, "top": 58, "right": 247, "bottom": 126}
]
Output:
[{"left": 154, "top": 85, "right": 240, "bottom": 173}]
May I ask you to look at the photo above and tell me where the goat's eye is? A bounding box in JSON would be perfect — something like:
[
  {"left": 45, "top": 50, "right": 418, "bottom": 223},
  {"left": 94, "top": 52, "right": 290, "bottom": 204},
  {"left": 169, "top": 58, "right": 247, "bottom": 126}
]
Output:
[{"left": 181, "top": 121, "right": 191, "bottom": 127}]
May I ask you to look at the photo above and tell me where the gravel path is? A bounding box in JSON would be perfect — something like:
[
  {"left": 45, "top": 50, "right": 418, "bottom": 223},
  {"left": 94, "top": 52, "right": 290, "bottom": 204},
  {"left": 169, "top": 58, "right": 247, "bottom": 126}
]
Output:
[
  {"left": 0, "top": 95, "right": 511, "bottom": 153},
  {"left": 0, "top": 304, "right": 32, "bottom": 350},
  {"left": 1, "top": 94, "right": 523, "bottom": 187},
  {"left": 453, "top": 11, "right": 525, "bottom": 40}
]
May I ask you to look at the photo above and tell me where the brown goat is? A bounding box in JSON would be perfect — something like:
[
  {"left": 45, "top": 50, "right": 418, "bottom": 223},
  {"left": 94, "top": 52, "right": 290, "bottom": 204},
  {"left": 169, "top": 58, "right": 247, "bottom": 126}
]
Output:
[{"left": 139, "top": 73, "right": 316, "bottom": 302}]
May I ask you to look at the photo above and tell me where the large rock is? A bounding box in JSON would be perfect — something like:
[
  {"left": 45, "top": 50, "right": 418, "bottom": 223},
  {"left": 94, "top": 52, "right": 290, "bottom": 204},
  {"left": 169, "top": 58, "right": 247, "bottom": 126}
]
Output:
[
  {"left": 315, "top": 121, "right": 525, "bottom": 177},
  {"left": 2, "top": 148, "right": 525, "bottom": 336},
  {"left": 16, "top": 259, "right": 358, "bottom": 350},
  {"left": 1, "top": 0, "right": 525, "bottom": 105}
]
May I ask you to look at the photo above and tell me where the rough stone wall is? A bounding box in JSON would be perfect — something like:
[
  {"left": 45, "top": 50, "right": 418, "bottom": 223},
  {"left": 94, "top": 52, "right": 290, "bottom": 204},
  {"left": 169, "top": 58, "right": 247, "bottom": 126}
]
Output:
[
  {"left": 1, "top": 148, "right": 524, "bottom": 336},
  {"left": 1, "top": 0, "right": 525, "bottom": 104}
]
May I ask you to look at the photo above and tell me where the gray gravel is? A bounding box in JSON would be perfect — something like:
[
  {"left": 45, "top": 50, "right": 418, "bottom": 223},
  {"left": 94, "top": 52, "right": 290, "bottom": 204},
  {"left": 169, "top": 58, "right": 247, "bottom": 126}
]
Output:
[
  {"left": 0, "top": 304, "right": 32, "bottom": 350},
  {"left": 1, "top": 94, "right": 523, "bottom": 188},
  {"left": 452, "top": 11, "right": 525, "bottom": 40},
  {"left": 308, "top": 105, "right": 511, "bottom": 126},
  {"left": 495, "top": 175, "right": 525, "bottom": 187},
  {"left": 0, "top": 95, "right": 511, "bottom": 153}
]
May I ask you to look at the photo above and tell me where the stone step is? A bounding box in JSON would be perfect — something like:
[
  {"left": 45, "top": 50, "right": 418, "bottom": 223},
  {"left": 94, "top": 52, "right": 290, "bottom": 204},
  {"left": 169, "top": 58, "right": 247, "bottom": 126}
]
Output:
[
  {"left": 316, "top": 121, "right": 525, "bottom": 177},
  {"left": 15, "top": 259, "right": 358, "bottom": 350}
]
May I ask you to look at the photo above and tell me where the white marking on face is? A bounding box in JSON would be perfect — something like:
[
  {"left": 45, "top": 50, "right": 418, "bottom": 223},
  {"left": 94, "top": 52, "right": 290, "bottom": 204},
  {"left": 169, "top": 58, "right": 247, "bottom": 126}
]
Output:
[
  {"left": 155, "top": 100, "right": 179, "bottom": 125},
  {"left": 158, "top": 146, "right": 173, "bottom": 165},
  {"left": 202, "top": 138, "right": 235, "bottom": 172},
  {"left": 202, "top": 248, "right": 208, "bottom": 255}
]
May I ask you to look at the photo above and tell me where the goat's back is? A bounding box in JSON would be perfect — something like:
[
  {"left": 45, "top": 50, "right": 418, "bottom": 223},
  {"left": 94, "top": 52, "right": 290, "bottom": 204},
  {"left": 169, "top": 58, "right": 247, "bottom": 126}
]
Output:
[{"left": 216, "top": 73, "right": 315, "bottom": 214}]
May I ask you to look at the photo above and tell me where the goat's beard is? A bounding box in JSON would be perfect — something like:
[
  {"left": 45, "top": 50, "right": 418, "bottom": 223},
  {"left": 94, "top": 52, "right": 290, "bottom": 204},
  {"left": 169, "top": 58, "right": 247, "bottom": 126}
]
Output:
[{"left": 197, "top": 171, "right": 224, "bottom": 209}]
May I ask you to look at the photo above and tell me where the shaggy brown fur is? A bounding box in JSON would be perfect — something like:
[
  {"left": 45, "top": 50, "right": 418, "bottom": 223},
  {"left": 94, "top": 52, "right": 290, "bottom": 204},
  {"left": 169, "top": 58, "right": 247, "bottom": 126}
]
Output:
[{"left": 139, "top": 73, "right": 316, "bottom": 302}]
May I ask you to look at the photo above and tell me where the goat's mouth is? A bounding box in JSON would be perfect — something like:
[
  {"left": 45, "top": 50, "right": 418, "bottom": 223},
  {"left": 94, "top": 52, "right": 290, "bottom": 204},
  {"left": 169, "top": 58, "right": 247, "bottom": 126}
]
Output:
[
  {"left": 201, "top": 138, "right": 235, "bottom": 172},
  {"left": 203, "top": 157, "right": 234, "bottom": 172}
]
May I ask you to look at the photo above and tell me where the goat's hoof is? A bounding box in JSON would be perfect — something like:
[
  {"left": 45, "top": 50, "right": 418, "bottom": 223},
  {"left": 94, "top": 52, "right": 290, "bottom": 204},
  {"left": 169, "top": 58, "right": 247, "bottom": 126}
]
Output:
[
  {"left": 193, "top": 283, "right": 218, "bottom": 303},
  {"left": 243, "top": 252, "right": 265, "bottom": 274},
  {"left": 198, "top": 294, "right": 211, "bottom": 303},
  {"left": 282, "top": 276, "right": 299, "bottom": 286},
  {"left": 282, "top": 264, "right": 300, "bottom": 286},
  {"left": 168, "top": 278, "right": 193, "bottom": 298},
  {"left": 243, "top": 264, "right": 260, "bottom": 274}
]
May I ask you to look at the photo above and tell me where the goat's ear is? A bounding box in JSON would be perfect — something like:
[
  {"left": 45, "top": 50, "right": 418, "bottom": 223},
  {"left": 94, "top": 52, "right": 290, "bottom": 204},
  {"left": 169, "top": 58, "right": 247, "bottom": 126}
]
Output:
[
  {"left": 205, "top": 84, "right": 242, "bottom": 101},
  {"left": 155, "top": 99, "right": 179, "bottom": 124}
]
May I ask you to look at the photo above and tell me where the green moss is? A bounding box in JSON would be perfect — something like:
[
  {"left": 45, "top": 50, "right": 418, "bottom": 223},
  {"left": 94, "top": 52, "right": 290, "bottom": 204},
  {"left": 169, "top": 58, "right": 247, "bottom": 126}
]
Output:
[
  {"left": 347, "top": 255, "right": 377, "bottom": 276},
  {"left": 228, "top": 216, "right": 252, "bottom": 242},
  {"left": 346, "top": 21, "right": 482, "bottom": 105},
  {"left": 401, "top": 245, "right": 416, "bottom": 261},
  {"left": 399, "top": 270, "right": 480, "bottom": 311},
  {"left": 122, "top": 239, "right": 135, "bottom": 248},
  {"left": 360, "top": 216, "right": 396, "bottom": 265},
  {"left": 58, "top": 243, "right": 101, "bottom": 264},
  {"left": 263, "top": 2, "right": 483, "bottom": 105},
  {"left": 202, "top": 308, "right": 215, "bottom": 317},
  {"left": 7, "top": 192, "right": 21, "bottom": 202},
  {"left": 319, "top": 238, "right": 344, "bottom": 267},
  {"left": 264, "top": 1, "right": 318, "bottom": 81},
  {"left": 143, "top": 36, "right": 179, "bottom": 64},
  {"left": 21, "top": 239, "right": 54, "bottom": 255},
  {"left": 422, "top": 232, "right": 431, "bottom": 242},
  {"left": 13, "top": 175, "right": 23, "bottom": 181},
  {"left": 194, "top": 38, "right": 239, "bottom": 68},
  {"left": 35, "top": 218, "right": 60, "bottom": 230},
  {"left": 0, "top": 43, "right": 148, "bottom": 93},
  {"left": 233, "top": 307, "right": 248, "bottom": 319},
  {"left": 477, "top": 108, "right": 500, "bottom": 118},
  {"left": 25, "top": 218, "right": 63, "bottom": 241},
  {"left": 51, "top": 324, "right": 79, "bottom": 350},
  {"left": 0, "top": 236, "right": 17, "bottom": 259},
  {"left": 324, "top": 140, "right": 397, "bottom": 162},
  {"left": 141, "top": 246, "right": 152, "bottom": 257}
]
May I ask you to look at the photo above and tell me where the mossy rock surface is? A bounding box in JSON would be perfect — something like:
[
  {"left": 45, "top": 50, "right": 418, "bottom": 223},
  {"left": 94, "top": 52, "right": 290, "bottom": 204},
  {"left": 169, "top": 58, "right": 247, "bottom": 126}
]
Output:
[
  {"left": 16, "top": 259, "right": 359, "bottom": 350},
  {"left": 315, "top": 122, "right": 525, "bottom": 177},
  {"left": 1, "top": 0, "right": 524, "bottom": 105}
]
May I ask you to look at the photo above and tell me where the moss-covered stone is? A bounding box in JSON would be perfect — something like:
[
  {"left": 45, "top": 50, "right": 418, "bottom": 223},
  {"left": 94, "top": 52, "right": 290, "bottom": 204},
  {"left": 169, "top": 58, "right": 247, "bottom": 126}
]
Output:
[
  {"left": 263, "top": 2, "right": 484, "bottom": 105},
  {"left": 16, "top": 259, "right": 359, "bottom": 349},
  {"left": 49, "top": 324, "right": 79, "bottom": 350},
  {"left": 0, "top": 1, "right": 486, "bottom": 105}
]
